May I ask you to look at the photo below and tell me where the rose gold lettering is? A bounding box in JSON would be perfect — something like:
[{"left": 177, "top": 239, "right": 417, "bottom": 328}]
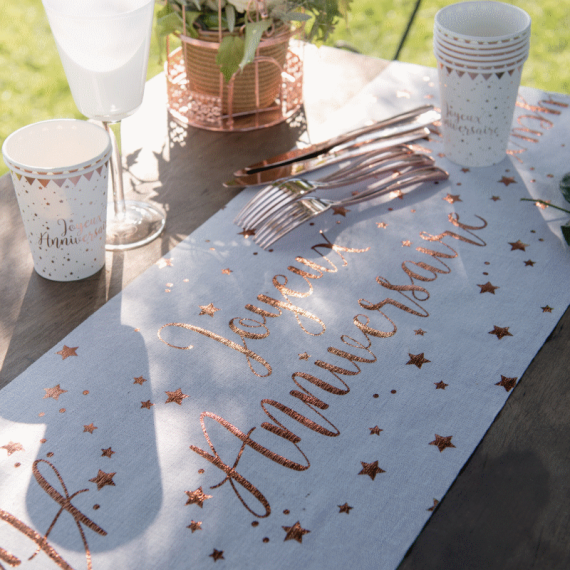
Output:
[
  {"left": 292, "top": 371, "right": 350, "bottom": 396},
  {"left": 516, "top": 94, "right": 564, "bottom": 115},
  {"left": 0, "top": 509, "right": 73, "bottom": 569},
  {"left": 260, "top": 398, "right": 340, "bottom": 440},
  {"left": 249, "top": 292, "right": 325, "bottom": 336},
  {"left": 158, "top": 322, "right": 272, "bottom": 377},
  {"left": 310, "top": 231, "right": 370, "bottom": 270},
  {"left": 360, "top": 278, "right": 430, "bottom": 317}
]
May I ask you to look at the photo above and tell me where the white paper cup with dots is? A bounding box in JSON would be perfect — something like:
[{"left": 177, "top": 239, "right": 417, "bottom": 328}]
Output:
[
  {"left": 436, "top": 62, "right": 525, "bottom": 166},
  {"left": 2, "top": 119, "right": 112, "bottom": 281},
  {"left": 434, "top": 2, "right": 531, "bottom": 167}
]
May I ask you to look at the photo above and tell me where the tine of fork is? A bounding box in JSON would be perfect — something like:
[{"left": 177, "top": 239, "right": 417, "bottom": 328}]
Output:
[
  {"left": 235, "top": 178, "right": 309, "bottom": 227},
  {"left": 234, "top": 186, "right": 273, "bottom": 225},
  {"left": 254, "top": 201, "right": 304, "bottom": 245},
  {"left": 234, "top": 184, "right": 291, "bottom": 226},
  {"left": 257, "top": 209, "right": 312, "bottom": 249},
  {"left": 238, "top": 186, "right": 294, "bottom": 228},
  {"left": 243, "top": 188, "right": 300, "bottom": 230},
  {"left": 240, "top": 178, "right": 317, "bottom": 229}
]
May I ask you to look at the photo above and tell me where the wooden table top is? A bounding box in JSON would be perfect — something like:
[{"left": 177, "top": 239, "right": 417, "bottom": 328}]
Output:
[{"left": 0, "top": 46, "right": 568, "bottom": 569}]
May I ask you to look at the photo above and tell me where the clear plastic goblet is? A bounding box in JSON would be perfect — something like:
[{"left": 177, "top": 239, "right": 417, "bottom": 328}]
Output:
[{"left": 42, "top": 0, "right": 166, "bottom": 250}]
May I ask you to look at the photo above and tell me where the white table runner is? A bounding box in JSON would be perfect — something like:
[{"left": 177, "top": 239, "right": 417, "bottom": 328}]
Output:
[{"left": 1, "top": 60, "right": 569, "bottom": 570}]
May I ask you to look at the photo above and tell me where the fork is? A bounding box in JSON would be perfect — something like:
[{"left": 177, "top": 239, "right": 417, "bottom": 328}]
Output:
[
  {"left": 253, "top": 166, "right": 449, "bottom": 249},
  {"left": 235, "top": 146, "right": 433, "bottom": 230}
]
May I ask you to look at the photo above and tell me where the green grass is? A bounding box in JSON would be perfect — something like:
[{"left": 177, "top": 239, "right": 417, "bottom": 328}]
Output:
[{"left": 1, "top": 0, "right": 569, "bottom": 176}]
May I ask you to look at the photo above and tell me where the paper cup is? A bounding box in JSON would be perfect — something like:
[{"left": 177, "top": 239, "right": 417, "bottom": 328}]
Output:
[
  {"left": 434, "top": 38, "right": 529, "bottom": 61},
  {"left": 436, "top": 63, "right": 523, "bottom": 166},
  {"left": 434, "top": 29, "right": 530, "bottom": 52},
  {"left": 434, "top": 45, "right": 529, "bottom": 70},
  {"left": 434, "top": 1, "right": 531, "bottom": 42},
  {"left": 2, "top": 119, "right": 112, "bottom": 281}
]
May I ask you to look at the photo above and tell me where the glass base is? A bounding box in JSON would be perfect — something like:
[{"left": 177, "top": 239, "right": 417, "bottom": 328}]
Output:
[{"left": 105, "top": 200, "right": 166, "bottom": 251}]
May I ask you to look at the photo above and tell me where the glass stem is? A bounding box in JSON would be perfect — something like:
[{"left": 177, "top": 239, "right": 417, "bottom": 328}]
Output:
[{"left": 103, "top": 121, "right": 126, "bottom": 218}]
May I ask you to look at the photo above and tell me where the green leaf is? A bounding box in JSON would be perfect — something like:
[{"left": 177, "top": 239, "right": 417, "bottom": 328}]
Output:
[
  {"left": 156, "top": 12, "right": 184, "bottom": 38},
  {"left": 216, "top": 34, "right": 245, "bottom": 82},
  {"left": 562, "top": 221, "right": 570, "bottom": 245},
  {"left": 226, "top": 4, "right": 236, "bottom": 32},
  {"left": 239, "top": 20, "right": 272, "bottom": 72}
]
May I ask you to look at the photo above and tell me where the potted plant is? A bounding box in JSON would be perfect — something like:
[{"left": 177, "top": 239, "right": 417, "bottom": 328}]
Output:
[{"left": 156, "top": 0, "right": 349, "bottom": 115}]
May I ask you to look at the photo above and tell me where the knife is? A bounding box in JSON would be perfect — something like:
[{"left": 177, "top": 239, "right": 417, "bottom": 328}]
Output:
[
  {"left": 235, "top": 104, "right": 439, "bottom": 176},
  {"left": 225, "top": 126, "right": 431, "bottom": 188}
]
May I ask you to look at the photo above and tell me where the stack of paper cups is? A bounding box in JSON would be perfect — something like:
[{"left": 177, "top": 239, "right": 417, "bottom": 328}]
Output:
[{"left": 434, "top": 1, "right": 531, "bottom": 167}]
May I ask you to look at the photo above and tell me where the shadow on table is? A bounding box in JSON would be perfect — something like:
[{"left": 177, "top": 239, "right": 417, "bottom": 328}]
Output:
[
  {"left": 1, "top": 304, "right": 163, "bottom": 563},
  {"left": 0, "top": 252, "right": 128, "bottom": 390},
  {"left": 132, "top": 108, "right": 309, "bottom": 255}
]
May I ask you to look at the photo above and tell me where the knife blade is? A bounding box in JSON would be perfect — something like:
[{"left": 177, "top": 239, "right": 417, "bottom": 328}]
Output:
[
  {"left": 225, "top": 126, "right": 431, "bottom": 188},
  {"left": 235, "top": 104, "right": 439, "bottom": 176}
]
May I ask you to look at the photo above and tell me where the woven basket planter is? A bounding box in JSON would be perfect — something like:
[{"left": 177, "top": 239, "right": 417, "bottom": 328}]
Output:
[{"left": 181, "top": 26, "right": 291, "bottom": 115}]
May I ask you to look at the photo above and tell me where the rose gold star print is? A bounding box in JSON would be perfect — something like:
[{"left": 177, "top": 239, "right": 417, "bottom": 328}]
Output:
[
  {"left": 358, "top": 460, "right": 385, "bottom": 480},
  {"left": 406, "top": 353, "right": 430, "bottom": 369},
  {"left": 434, "top": 381, "right": 448, "bottom": 390},
  {"left": 428, "top": 499, "right": 439, "bottom": 512},
  {"left": 83, "top": 423, "right": 98, "bottom": 434},
  {"left": 101, "top": 447, "right": 115, "bottom": 458},
  {"left": 478, "top": 281, "right": 499, "bottom": 294},
  {"left": 396, "top": 89, "right": 411, "bottom": 98},
  {"left": 222, "top": 268, "right": 232, "bottom": 275},
  {"left": 89, "top": 469, "right": 116, "bottom": 490},
  {"left": 524, "top": 260, "right": 535, "bottom": 267},
  {"left": 141, "top": 400, "right": 154, "bottom": 409},
  {"left": 542, "top": 305, "right": 553, "bottom": 313},
  {"left": 489, "top": 325, "right": 512, "bottom": 340},
  {"left": 43, "top": 384, "right": 68, "bottom": 400},
  {"left": 429, "top": 434, "right": 456, "bottom": 452},
  {"left": 338, "top": 503, "right": 353, "bottom": 514},
  {"left": 210, "top": 549, "right": 224, "bottom": 561},
  {"left": 187, "top": 520, "right": 202, "bottom": 533},
  {"left": 283, "top": 521, "right": 310, "bottom": 543},
  {"left": 376, "top": 222, "right": 387, "bottom": 228},
  {"left": 298, "top": 352, "right": 310, "bottom": 361},
  {"left": 156, "top": 258, "right": 173, "bottom": 268},
  {"left": 443, "top": 194, "right": 462, "bottom": 204},
  {"left": 369, "top": 426, "right": 382, "bottom": 435},
  {"left": 495, "top": 375, "right": 518, "bottom": 392},
  {"left": 198, "top": 303, "right": 220, "bottom": 317},
  {"left": 56, "top": 345, "right": 78, "bottom": 360},
  {"left": 332, "top": 206, "right": 349, "bottom": 216},
  {"left": 491, "top": 196, "right": 501, "bottom": 201},
  {"left": 414, "top": 329, "right": 426, "bottom": 336},
  {"left": 185, "top": 487, "right": 212, "bottom": 508},
  {"left": 402, "top": 240, "right": 412, "bottom": 247},
  {"left": 238, "top": 229, "right": 256, "bottom": 238},
  {"left": 461, "top": 168, "right": 470, "bottom": 173},
  {"left": 509, "top": 240, "right": 528, "bottom": 251},
  {"left": 1, "top": 441, "right": 24, "bottom": 456},
  {"left": 133, "top": 376, "right": 147, "bottom": 386},
  {"left": 498, "top": 176, "right": 516, "bottom": 186},
  {"left": 165, "top": 388, "right": 189, "bottom": 405},
  {"left": 535, "top": 200, "right": 550, "bottom": 210}
]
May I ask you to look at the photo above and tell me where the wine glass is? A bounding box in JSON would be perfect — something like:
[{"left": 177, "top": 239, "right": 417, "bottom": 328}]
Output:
[{"left": 42, "top": 0, "right": 166, "bottom": 250}]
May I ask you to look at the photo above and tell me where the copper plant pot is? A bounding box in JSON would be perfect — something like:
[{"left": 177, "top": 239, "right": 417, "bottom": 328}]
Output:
[{"left": 181, "top": 26, "right": 291, "bottom": 115}]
